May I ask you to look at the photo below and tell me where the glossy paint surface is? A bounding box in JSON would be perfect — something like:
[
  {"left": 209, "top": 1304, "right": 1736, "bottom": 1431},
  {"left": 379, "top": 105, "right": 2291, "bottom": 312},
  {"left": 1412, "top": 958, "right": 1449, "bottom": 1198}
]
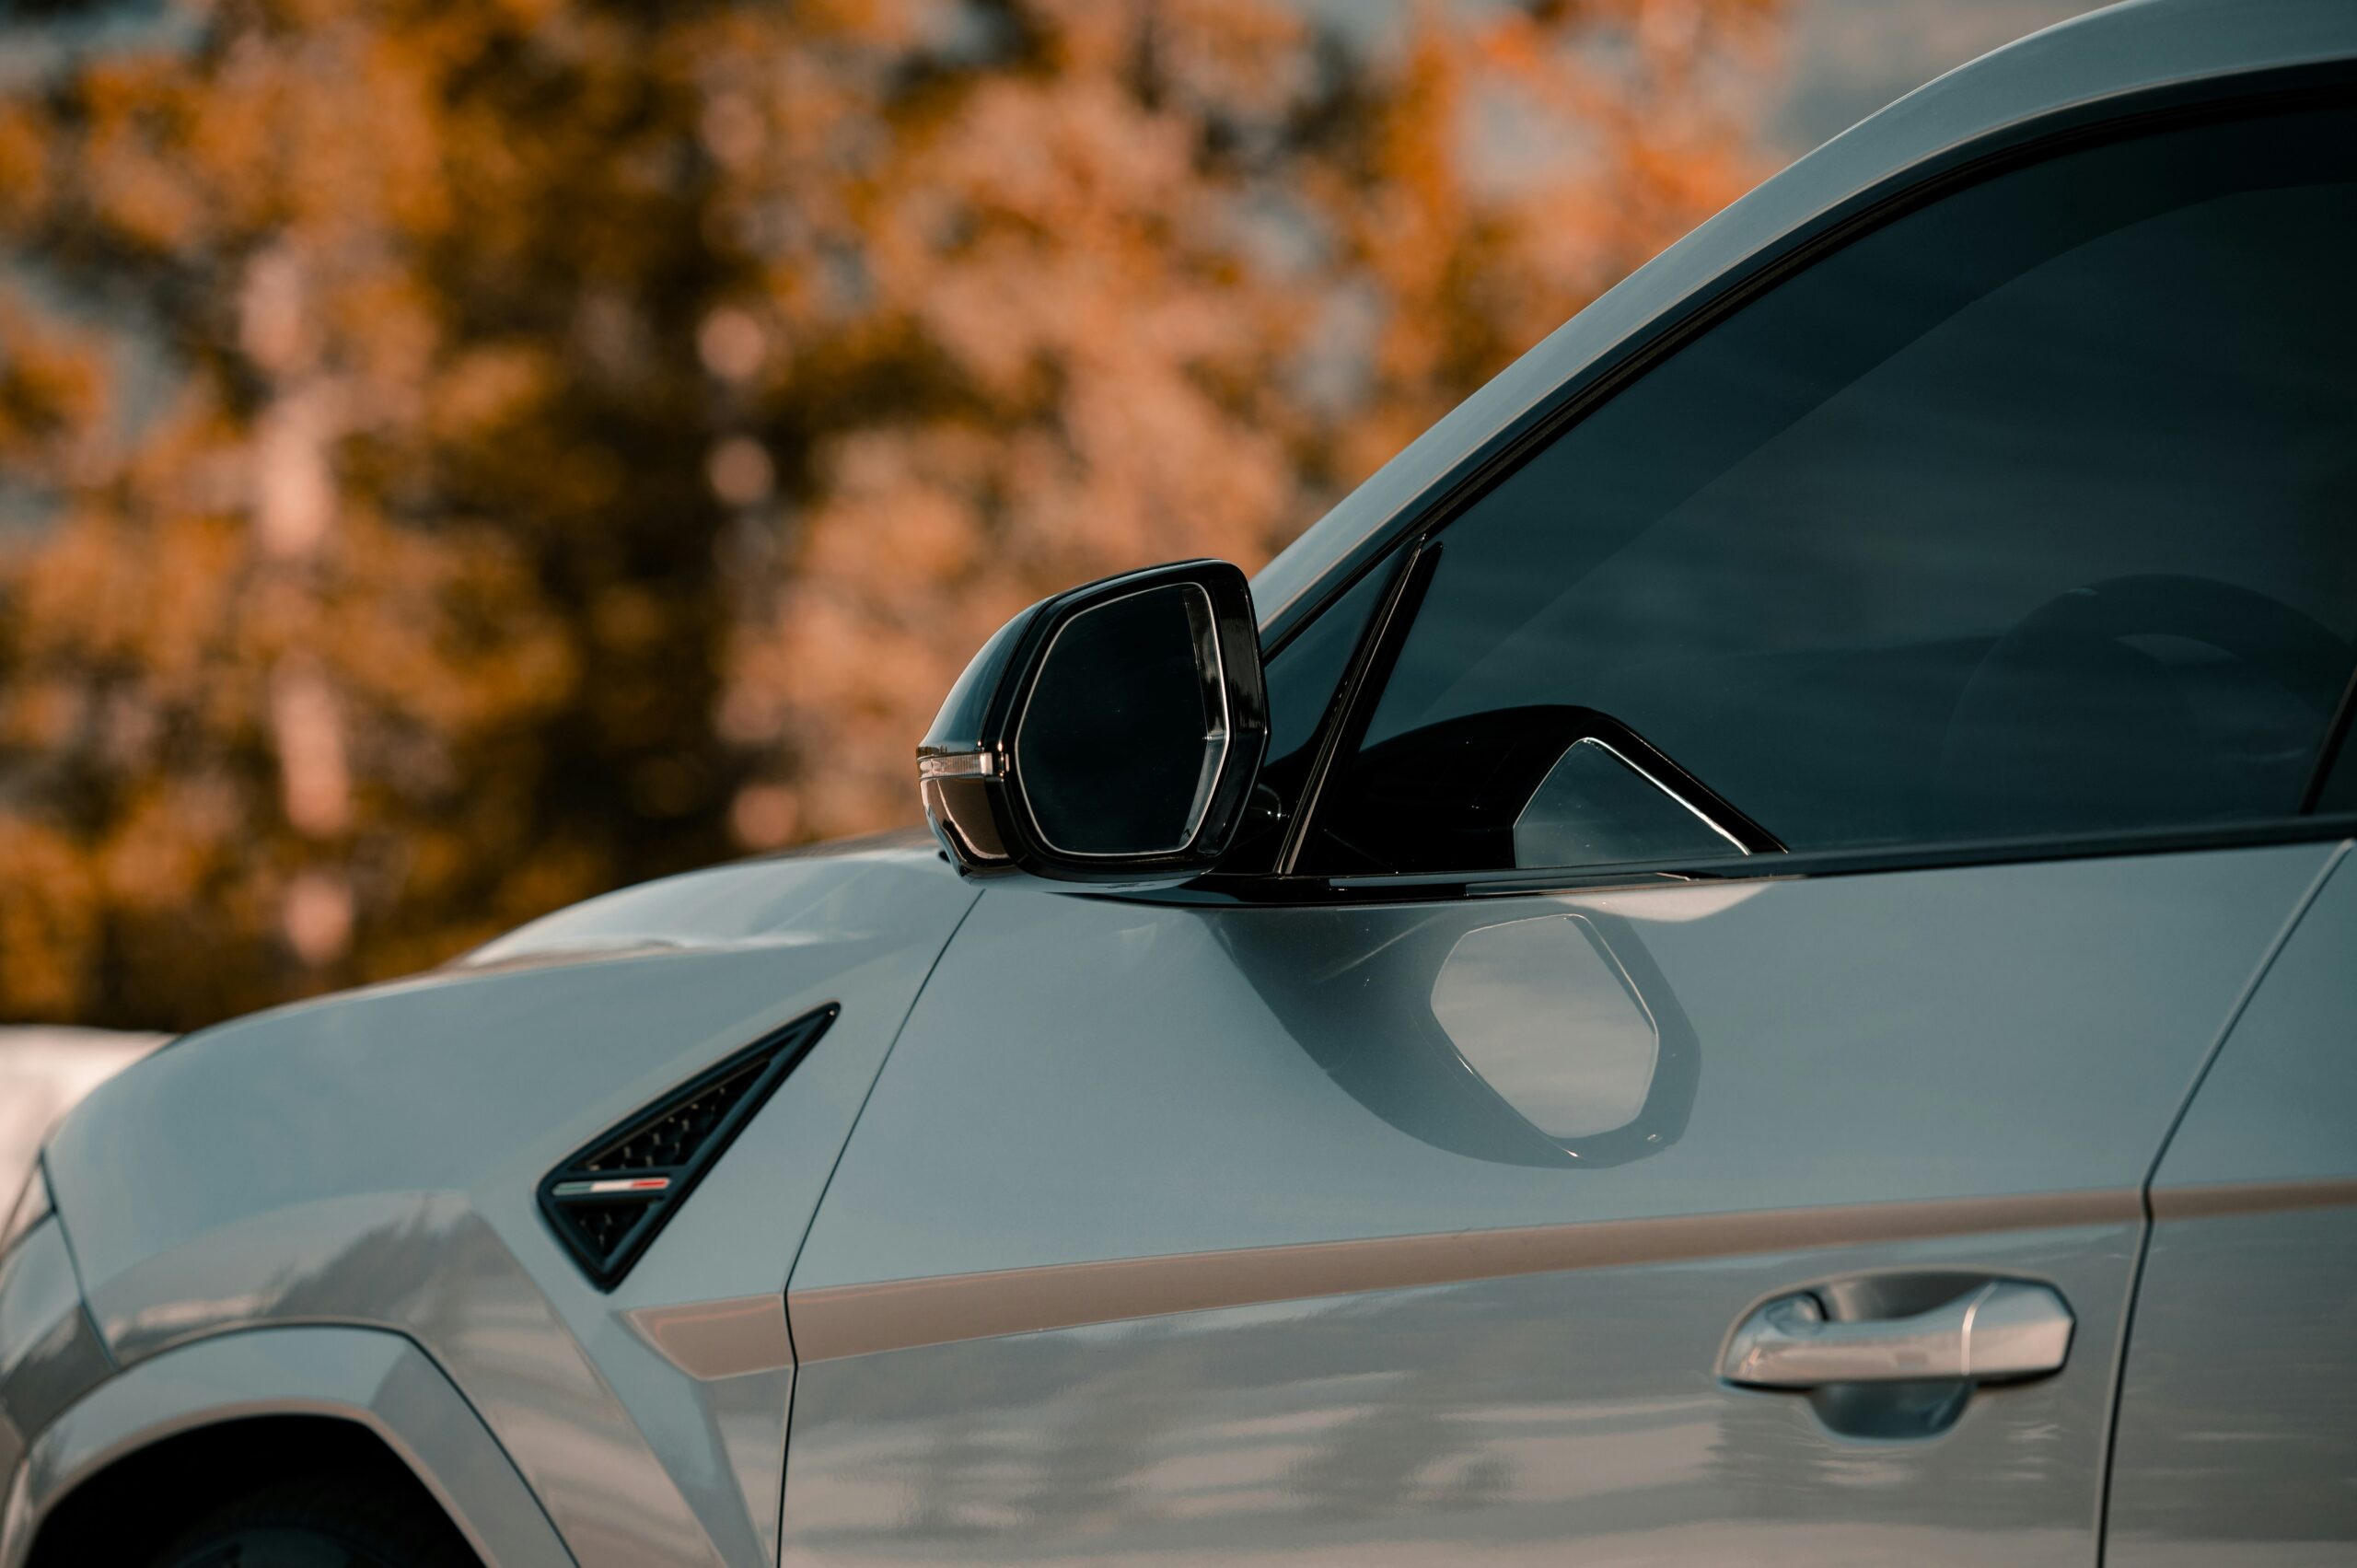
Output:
[
  {"left": 0, "top": 1220, "right": 110, "bottom": 1483},
  {"left": 785, "top": 1222, "right": 2134, "bottom": 1566},
  {"left": 783, "top": 844, "right": 2328, "bottom": 1562},
  {"left": 2109, "top": 844, "right": 2357, "bottom": 1564},
  {"left": 795, "top": 850, "right": 2320, "bottom": 1286},
  {"left": 34, "top": 835, "right": 974, "bottom": 1568},
  {"left": 1248, "top": 0, "right": 2357, "bottom": 637},
  {"left": 0, "top": 1326, "right": 574, "bottom": 1568},
  {"left": 3, "top": 5, "right": 2351, "bottom": 1563},
  {"left": 2131, "top": 845, "right": 2356, "bottom": 1193}
]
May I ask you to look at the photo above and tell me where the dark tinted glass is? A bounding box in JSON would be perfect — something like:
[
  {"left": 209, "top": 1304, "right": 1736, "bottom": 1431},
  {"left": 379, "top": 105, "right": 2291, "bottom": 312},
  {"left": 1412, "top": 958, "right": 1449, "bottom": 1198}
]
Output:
[
  {"left": 2316, "top": 714, "right": 2357, "bottom": 817},
  {"left": 1264, "top": 563, "right": 1389, "bottom": 770},
  {"left": 1312, "top": 101, "right": 2357, "bottom": 876},
  {"left": 1016, "top": 582, "right": 1222, "bottom": 855},
  {"left": 1224, "top": 561, "right": 1391, "bottom": 868}
]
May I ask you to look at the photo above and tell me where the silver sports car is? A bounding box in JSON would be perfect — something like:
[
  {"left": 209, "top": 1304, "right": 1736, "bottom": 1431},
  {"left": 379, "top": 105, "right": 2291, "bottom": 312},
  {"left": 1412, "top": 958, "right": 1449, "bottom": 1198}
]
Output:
[{"left": 6, "top": 0, "right": 2355, "bottom": 1562}]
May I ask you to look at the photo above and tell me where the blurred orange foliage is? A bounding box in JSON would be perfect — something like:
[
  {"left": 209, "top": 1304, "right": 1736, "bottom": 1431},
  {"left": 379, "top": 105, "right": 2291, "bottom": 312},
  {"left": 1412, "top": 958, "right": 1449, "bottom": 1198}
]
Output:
[{"left": 0, "top": 0, "right": 1782, "bottom": 1028}]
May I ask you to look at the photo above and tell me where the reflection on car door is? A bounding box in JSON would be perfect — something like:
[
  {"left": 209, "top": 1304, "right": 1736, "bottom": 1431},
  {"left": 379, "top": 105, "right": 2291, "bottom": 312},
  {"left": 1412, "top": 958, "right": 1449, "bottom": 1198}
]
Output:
[
  {"left": 2107, "top": 844, "right": 2357, "bottom": 1567},
  {"left": 779, "top": 90, "right": 2357, "bottom": 1568},
  {"left": 775, "top": 848, "right": 2328, "bottom": 1566}
]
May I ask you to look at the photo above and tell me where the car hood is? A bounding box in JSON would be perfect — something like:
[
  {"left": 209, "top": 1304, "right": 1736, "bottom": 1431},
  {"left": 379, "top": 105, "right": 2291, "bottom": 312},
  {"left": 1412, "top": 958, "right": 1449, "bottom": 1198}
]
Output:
[{"left": 41, "top": 830, "right": 977, "bottom": 1367}]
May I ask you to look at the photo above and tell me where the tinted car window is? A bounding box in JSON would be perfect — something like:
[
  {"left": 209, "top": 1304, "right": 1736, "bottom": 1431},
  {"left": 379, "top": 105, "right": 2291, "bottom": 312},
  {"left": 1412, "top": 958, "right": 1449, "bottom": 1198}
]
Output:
[
  {"left": 2316, "top": 718, "right": 2357, "bottom": 818},
  {"left": 1308, "top": 101, "right": 2357, "bottom": 876},
  {"left": 1225, "top": 560, "right": 1390, "bottom": 868}
]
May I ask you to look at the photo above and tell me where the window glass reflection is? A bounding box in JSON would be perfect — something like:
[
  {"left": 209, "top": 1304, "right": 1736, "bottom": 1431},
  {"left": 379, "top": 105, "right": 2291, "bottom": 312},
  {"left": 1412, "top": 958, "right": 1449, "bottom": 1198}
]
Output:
[{"left": 1315, "top": 103, "right": 2357, "bottom": 875}]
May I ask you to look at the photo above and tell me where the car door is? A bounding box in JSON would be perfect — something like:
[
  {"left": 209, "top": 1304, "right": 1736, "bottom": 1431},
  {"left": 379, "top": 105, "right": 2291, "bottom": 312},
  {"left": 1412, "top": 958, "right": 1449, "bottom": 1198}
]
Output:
[
  {"left": 778, "top": 92, "right": 2357, "bottom": 1567},
  {"left": 2106, "top": 837, "right": 2357, "bottom": 1566}
]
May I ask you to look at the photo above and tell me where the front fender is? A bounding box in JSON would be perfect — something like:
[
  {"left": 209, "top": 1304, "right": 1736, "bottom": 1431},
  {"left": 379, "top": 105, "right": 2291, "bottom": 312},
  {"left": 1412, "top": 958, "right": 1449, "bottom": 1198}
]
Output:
[
  {"left": 0, "top": 1325, "right": 573, "bottom": 1568},
  {"left": 36, "top": 834, "right": 980, "bottom": 1567}
]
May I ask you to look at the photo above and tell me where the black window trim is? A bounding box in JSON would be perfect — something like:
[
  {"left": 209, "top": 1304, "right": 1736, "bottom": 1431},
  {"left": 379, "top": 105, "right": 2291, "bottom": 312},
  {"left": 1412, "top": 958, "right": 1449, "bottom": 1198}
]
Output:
[
  {"left": 1126, "top": 813, "right": 2357, "bottom": 911},
  {"left": 1273, "top": 539, "right": 1435, "bottom": 874},
  {"left": 1155, "top": 65, "right": 2357, "bottom": 912}
]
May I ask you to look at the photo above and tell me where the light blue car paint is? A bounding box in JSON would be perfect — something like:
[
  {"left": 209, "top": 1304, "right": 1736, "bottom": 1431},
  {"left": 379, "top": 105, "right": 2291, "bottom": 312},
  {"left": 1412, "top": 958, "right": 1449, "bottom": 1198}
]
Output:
[
  {"left": 777, "top": 848, "right": 2328, "bottom": 1566},
  {"left": 2107, "top": 845, "right": 2357, "bottom": 1565},
  {"left": 1, "top": 3, "right": 2353, "bottom": 1564},
  {"left": 26, "top": 838, "right": 974, "bottom": 1568},
  {"left": 0, "top": 1326, "right": 575, "bottom": 1568}
]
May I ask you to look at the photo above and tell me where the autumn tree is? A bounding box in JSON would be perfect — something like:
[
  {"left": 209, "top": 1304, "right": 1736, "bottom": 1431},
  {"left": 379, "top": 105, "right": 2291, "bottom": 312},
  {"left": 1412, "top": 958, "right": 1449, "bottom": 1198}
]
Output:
[{"left": 0, "top": 0, "right": 1782, "bottom": 1030}]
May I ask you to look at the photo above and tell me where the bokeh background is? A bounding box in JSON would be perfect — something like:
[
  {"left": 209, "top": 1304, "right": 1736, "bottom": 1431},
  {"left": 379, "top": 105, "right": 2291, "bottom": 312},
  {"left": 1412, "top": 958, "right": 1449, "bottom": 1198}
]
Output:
[{"left": 0, "top": 0, "right": 2101, "bottom": 1036}]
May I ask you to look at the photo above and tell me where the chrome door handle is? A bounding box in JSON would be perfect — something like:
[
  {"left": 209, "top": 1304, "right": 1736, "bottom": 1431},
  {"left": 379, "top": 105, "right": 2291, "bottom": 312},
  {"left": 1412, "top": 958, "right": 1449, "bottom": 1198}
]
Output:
[{"left": 1722, "top": 1280, "right": 2073, "bottom": 1388}]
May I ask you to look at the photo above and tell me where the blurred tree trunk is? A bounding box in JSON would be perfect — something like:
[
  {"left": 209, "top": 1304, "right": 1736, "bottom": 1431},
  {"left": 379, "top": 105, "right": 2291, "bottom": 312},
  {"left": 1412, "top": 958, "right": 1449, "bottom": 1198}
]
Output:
[
  {"left": 0, "top": 0, "right": 1782, "bottom": 1029},
  {"left": 243, "top": 245, "right": 355, "bottom": 966}
]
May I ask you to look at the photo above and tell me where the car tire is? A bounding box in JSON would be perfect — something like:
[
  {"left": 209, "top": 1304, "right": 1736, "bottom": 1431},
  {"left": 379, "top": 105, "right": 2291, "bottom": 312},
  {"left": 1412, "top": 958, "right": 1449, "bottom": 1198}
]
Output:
[{"left": 149, "top": 1475, "right": 477, "bottom": 1568}]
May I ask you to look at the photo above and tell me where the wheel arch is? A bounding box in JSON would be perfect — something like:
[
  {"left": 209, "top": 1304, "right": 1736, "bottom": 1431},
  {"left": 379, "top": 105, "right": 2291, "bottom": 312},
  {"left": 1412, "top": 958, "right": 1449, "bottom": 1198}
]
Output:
[{"left": 1, "top": 1325, "right": 573, "bottom": 1568}]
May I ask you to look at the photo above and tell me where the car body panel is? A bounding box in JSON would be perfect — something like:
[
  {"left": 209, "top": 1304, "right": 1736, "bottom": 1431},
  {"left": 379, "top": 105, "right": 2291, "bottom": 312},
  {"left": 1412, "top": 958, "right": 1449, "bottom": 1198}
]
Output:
[
  {"left": 1249, "top": 0, "right": 2357, "bottom": 640},
  {"left": 2108, "top": 842, "right": 2357, "bottom": 1563},
  {"left": 30, "top": 834, "right": 975, "bottom": 1568},
  {"left": 0, "top": 1326, "right": 574, "bottom": 1568},
  {"left": 782, "top": 1218, "right": 2135, "bottom": 1566},
  {"left": 779, "top": 843, "right": 2330, "bottom": 1563},
  {"left": 4, "top": 3, "right": 2353, "bottom": 1564},
  {"left": 0, "top": 1218, "right": 110, "bottom": 1484},
  {"left": 791, "top": 850, "right": 2322, "bottom": 1288}
]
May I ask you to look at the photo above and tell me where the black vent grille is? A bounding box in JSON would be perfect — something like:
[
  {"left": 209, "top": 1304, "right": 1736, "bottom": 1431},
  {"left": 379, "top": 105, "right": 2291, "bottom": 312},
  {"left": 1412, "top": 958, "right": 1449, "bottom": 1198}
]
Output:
[
  {"left": 562, "top": 1200, "right": 652, "bottom": 1260},
  {"left": 539, "top": 1003, "right": 838, "bottom": 1290},
  {"left": 580, "top": 1058, "right": 768, "bottom": 1172}
]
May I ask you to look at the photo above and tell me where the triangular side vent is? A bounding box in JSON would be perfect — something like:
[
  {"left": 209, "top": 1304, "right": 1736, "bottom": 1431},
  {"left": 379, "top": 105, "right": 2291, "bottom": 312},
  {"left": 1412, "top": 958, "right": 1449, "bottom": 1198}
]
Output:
[{"left": 539, "top": 1003, "right": 839, "bottom": 1290}]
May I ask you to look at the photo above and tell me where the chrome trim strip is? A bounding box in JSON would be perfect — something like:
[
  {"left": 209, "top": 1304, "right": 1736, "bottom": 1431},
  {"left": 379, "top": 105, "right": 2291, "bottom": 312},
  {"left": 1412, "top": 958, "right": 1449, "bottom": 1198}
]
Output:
[
  {"left": 2150, "top": 1175, "right": 2357, "bottom": 1221},
  {"left": 788, "top": 1188, "right": 2139, "bottom": 1363},
  {"left": 917, "top": 751, "right": 994, "bottom": 780}
]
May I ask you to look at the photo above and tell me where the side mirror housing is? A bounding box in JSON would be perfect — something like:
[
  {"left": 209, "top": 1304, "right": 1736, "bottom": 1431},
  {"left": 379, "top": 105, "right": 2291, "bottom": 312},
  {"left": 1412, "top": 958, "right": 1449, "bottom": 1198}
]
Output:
[{"left": 918, "top": 560, "right": 1269, "bottom": 885}]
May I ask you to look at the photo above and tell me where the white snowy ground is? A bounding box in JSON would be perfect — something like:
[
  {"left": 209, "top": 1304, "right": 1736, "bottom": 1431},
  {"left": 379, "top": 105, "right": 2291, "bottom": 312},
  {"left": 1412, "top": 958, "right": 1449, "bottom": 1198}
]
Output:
[{"left": 0, "top": 1028, "right": 166, "bottom": 1203}]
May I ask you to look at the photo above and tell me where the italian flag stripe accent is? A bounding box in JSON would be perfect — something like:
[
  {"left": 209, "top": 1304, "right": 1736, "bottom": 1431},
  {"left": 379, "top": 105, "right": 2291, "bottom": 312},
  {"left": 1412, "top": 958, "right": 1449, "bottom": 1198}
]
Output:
[{"left": 552, "top": 1177, "right": 672, "bottom": 1198}]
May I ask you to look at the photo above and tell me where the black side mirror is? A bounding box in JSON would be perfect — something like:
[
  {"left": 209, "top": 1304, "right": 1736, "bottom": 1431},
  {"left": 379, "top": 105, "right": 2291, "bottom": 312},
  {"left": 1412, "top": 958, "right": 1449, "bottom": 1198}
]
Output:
[{"left": 918, "top": 560, "right": 1268, "bottom": 884}]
